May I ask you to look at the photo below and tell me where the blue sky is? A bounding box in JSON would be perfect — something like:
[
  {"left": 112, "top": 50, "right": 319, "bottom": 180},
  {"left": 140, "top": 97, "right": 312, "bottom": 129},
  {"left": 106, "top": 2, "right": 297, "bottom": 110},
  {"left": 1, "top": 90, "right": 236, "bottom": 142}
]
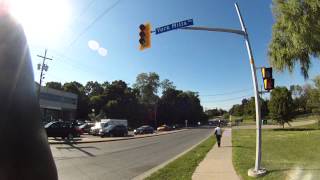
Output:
[{"left": 19, "top": 0, "right": 320, "bottom": 110}]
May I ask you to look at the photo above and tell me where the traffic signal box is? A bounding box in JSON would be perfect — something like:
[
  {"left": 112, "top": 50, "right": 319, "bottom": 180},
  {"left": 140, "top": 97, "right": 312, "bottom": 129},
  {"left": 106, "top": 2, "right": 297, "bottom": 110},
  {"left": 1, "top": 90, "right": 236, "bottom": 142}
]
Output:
[
  {"left": 261, "top": 67, "right": 274, "bottom": 91},
  {"left": 139, "top": 23, "right": 151, "bottom": 50}
]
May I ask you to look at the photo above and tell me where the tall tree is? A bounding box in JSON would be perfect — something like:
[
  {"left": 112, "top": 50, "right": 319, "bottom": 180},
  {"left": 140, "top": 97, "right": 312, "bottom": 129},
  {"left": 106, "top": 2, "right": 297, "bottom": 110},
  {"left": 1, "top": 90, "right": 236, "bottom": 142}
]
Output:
[
  {"left": 84, "top": 81, "right": 103, "bottom": 97},
  {"left": 268, "top": 86, "right": 294, "bottom": 128},
  {"left": 45, "top": 81, "right": 63, "bottom": 90},
  {"left": 157, "top": 88, "right": 206, "bottom": 126},
  {"left": 63, "top": 81, "right": 89, "bottom": 119},
  {"left": 268, "top": 0, "right": 320, "bottom": 78},
  {"left": 133, "top": 72, "right": 160, "bottom": 105},
  {"left": 290, "top": 84, "right": 308, "bottom": 114},
  {"left": 161, "top": 79, "right": 176, "bottom": 93},
  {"left": 306, "top": 76, "right": 320, "bottom": 115}
]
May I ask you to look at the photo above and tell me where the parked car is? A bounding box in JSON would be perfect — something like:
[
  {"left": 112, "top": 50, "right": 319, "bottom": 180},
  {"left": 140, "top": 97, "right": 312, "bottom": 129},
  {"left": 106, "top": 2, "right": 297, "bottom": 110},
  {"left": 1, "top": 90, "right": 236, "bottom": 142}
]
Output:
[
  {"left": 100, "top": 124, "right": 128, "bottom": 137},
  {"left": 90, "top": 122, "right": 102, "bottom": 136},
  {"left": 157, "top": 125, "right": 172, "bottom": 131},
  {"left": 45, "top": 121, "right": 81, "bottom": 139},
  {"left": 134, "top": 125, "right": 154, "bottom": 135},
  {"left": 78, "top": 123, "right": 95, "bottom": 134}
]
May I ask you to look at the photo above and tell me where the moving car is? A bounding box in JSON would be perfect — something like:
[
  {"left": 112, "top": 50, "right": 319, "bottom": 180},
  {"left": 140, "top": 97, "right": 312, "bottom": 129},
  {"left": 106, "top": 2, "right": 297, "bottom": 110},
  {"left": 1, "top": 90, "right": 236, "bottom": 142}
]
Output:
[
  {"left": 100, "top": 124, "right": 128, "bottom": 137},
  {"left": 134, "top": 125, "right": 154, "bottom": 135},
  {"left": 157, "top": 125, "right": 172, "bottom": 131},
  {"left": 45, "top": 121, "right": 81, "bottom": 139}
]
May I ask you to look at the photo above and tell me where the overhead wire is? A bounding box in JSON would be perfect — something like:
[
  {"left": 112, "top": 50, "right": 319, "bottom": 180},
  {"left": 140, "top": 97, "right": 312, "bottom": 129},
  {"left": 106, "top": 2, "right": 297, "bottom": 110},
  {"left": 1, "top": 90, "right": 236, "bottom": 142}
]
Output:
[
  {"left": 201, "top": 94, "right": 253, "bottom": 103},
  {"left": 200, "top": 88, "right": 252, "bottom": 97},
  {"left": 65, "top": 0, "right": 123, "bottom": 52}
]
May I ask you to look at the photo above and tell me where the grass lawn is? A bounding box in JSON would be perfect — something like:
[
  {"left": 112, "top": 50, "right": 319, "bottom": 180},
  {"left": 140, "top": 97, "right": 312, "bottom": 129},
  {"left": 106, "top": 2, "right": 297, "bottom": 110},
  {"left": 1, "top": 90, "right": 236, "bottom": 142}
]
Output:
[
  {"left": 145, "top": 136, "right": 216, "bottom": 180},
  {"left": 232, "top": 124, "right": 320, "bottom": 179}
]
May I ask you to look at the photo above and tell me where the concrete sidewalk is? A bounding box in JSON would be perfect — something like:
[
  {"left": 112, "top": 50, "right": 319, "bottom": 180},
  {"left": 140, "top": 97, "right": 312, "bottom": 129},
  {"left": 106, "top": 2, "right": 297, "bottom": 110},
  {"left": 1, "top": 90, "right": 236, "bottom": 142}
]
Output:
[{"left": 192, "top": 128, "right": 239, "bottom": 180}]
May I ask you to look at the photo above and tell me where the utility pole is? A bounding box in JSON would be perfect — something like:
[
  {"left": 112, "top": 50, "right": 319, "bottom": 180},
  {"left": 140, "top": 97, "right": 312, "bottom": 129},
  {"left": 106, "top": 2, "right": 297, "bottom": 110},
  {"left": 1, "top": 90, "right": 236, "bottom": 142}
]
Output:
[{"left": 37, "top": 49, "right": 53, "bottom": 100}]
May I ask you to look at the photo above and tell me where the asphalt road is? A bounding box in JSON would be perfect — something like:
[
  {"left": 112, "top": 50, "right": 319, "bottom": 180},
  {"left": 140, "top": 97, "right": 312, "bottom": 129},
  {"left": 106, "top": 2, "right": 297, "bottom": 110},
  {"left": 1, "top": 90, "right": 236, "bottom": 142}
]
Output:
[{"left": 51, "top": 128, "right": 213, "bottom": 180}]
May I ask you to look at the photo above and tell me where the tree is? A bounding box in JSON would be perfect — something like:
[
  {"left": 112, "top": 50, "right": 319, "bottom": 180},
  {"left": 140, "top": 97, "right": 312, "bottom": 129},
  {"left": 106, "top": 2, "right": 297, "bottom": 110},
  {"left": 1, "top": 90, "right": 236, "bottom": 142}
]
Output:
[
  {"left": 157, "top": 88, "right": 206, "bottom": 126},
  {"left": 290, "top": 84, "right": 308, "bottom": 114},
  {"left": 268, "top": 86, "right": 294, "bottom": 128},
  {"left": 205, "top": 108, "right": 227, "bottom": 118},
  {"left": 161, "top": 79, "right": 176, "bottom": 93},
  {"left": 63, "top": 81, "right": 89, "bottom": 119},
  {"left": 268, "top": 0, "right": 320, "bottom": 78},
  {"left": 45, "top": 81, "right": 63, "bottom": 90},
  {"left": 229, "top": 104, "right": 244, "bottom": 116},
  {"left": 133, "top": 72, "right": 160, "bottom": 105},
  {"left": 84, "top": 81, "right": 103, "bottom": 97},
  {"left": 101, "top": 80, "right": 145, "bottom": 128},
  {"left": 306, "top": 76, "right": 320, "bottom": 115}
]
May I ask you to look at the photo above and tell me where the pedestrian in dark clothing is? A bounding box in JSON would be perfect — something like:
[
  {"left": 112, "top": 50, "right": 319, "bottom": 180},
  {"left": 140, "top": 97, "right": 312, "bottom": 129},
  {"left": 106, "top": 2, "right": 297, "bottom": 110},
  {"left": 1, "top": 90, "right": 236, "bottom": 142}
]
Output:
[{"left": 214, "top": 124, "right": 222, "bottom": 147}]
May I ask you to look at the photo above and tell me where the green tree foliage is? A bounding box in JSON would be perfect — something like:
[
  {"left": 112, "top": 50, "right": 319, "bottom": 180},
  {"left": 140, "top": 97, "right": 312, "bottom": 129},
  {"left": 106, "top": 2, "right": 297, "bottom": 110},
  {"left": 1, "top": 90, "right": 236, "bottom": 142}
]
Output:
[
  {"left": 205, "top": 108, "right": 227, "bottom": 118},
  {"left": 268, "top": 0, "right": 320, "bottom": 78},
  {"left": 268, "top": 86, "right": 294, "bottom": 127},
  {"left": 229, "top": 97, "right": 269, "bottom": 120},
  {"left": 133, "top": 72, "right": 160, "bottom": 105},
  {"left": 63, "top": 81, "right": 89, "bottom": 119},
  {"left": 157, "top": 88, "right": 206, "bottom": 126},
  {"left": 160, "top": 79, "right": 176, "bottom": 92},
  {"left": 290, "top": 84, "right": 308, "bottom": 114},
  {"left": 84, "top": 81, "right": 104, "bottom": 97},
  {"left": 45, "top": 81, "right": 63, "bottom": 90},
  {"left": 49, "top": 73, "right": 208, "bottom": 128},
  {"left": 229, "top": 104, "right": 244, "bottom": 116},
  {"left": 306, "top": 76, "right": 320, "bottom": 114}
]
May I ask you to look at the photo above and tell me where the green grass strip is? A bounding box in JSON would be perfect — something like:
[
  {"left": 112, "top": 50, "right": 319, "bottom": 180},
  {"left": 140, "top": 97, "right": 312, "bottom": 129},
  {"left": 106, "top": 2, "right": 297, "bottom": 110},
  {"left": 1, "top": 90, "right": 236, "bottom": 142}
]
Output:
[
  {"left": 145, "top": 136, "right": 216, "bottom": 180},
  {"left": 232, "top": 127, "right": 320, "bottom": 180}
]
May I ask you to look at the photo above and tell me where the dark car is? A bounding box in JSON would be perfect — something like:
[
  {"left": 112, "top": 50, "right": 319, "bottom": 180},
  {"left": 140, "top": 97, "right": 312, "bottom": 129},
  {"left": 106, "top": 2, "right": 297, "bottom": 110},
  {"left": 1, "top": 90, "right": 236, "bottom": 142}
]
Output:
[
  {"left": 78, "top": 123, "right": 94, "bottom": 134},
  {"left": 100, "top": 124, "right": 128, "bottom": 137},
  {"left": 45, "top": 121, "right": 81, "bottom": 139},
  {"left": 134, "top": 125, "right": 154, "bottom": 135}
]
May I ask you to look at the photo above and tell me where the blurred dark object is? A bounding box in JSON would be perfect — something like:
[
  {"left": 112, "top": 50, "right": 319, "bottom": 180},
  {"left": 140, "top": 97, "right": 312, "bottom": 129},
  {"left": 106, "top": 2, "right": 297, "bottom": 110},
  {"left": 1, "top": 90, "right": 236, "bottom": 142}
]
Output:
[
  {"left": 45, "top": 121, "right": 82, "bottom": 139},
  {"left": 0, "top": 13, "right": 58, "bottom": 180}
]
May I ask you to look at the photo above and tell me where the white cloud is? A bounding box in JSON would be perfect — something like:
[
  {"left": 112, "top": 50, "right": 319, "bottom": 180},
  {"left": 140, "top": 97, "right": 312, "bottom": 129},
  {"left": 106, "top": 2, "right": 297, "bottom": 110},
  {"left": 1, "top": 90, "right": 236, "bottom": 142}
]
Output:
[
  {"left": 98, "top": 47, "right": 108, "bottom": 57},
  {"left": 88, "top": 40, "right": 100, "bottom": 51}
]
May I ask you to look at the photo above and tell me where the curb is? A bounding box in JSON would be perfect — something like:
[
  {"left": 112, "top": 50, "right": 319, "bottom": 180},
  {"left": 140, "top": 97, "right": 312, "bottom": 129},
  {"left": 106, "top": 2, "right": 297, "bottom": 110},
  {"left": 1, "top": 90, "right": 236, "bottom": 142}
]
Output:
[
  {"left": 132, "top": 132, "right": 213, "bottom": 180},
  {"left": 49, "top": 129, "right": 188, "bottom": 145}
]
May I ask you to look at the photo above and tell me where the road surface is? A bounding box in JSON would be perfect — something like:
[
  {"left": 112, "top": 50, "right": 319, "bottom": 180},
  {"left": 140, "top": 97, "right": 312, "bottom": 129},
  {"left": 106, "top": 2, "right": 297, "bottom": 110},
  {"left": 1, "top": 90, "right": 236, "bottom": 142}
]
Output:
[{"left": 51, "top": 128, "right": 213, "bottom": 180}]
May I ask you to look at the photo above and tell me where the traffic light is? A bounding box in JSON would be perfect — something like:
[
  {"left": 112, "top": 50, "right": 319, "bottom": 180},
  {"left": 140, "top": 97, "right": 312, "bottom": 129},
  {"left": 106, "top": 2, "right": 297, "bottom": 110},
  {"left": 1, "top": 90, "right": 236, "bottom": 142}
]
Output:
[
  {"left": 139, "top": 23, "right": 151, "bottom": 50},
  {"left": 261, "top": 67, "right": 274, "bottom": 91}
]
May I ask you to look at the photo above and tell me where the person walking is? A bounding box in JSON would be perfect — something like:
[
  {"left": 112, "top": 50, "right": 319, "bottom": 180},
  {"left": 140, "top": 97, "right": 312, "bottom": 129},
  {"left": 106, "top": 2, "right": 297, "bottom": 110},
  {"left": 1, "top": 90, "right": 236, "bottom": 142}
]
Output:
[{"left": 214, "top": 124, "right": 222, "bottom": 147}]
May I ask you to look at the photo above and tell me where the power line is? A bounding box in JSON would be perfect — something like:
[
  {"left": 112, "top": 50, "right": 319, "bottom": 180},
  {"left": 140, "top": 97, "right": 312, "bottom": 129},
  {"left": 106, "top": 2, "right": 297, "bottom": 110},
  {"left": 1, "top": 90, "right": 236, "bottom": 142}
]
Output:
[
  {"left": 65, "top": 0, "right": 123, "bottom": 51},
  {"left": 72, "top": 0, "right": 97, "bottom": 24},
  {"left": 201, "top": 94, "right": 253, "bottom": 103},
  {"left": 200, "top": 88, "right": 252, "bottom": 97}
]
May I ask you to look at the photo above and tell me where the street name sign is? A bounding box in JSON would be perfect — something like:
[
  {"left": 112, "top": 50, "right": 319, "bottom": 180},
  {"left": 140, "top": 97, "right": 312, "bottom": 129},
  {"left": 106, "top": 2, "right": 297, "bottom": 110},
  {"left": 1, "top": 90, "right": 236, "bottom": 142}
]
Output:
[{"left": 155, "top": 19, "right": 193, "bottom": 35}]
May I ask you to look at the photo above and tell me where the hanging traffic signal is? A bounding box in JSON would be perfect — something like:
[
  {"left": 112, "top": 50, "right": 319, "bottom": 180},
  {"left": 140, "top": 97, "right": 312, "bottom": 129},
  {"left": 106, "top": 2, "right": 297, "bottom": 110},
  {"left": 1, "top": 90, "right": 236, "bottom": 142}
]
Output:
[
  {"left": 139, "top": 23, "right": 151, "bottom": 50},
  {"left": 263, "top": 79, "right": 274, "bottom": 91},
  {"left": 261, "top": 67, "right": 272, "bottom": 79},
  {"left": 261, "top": 67, "right": 274, "bottom": 91}
]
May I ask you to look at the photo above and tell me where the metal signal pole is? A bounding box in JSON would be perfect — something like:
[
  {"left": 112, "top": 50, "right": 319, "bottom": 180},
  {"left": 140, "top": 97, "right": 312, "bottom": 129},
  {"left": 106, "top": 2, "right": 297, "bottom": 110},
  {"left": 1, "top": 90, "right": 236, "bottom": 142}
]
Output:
[{"left": 179, "top": 3, "right": 266, "bottom": 177}]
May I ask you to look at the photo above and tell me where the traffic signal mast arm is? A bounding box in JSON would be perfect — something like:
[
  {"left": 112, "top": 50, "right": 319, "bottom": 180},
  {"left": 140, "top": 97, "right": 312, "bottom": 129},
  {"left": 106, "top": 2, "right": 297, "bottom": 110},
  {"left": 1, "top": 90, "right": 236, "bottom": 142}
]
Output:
[{"left": 141, "top": 3, "right": 268, "bottom": 176}]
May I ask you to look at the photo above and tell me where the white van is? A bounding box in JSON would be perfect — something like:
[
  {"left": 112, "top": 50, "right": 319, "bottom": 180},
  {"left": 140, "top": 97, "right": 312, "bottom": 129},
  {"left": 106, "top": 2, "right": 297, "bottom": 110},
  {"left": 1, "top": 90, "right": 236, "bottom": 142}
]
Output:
[{"left": 100, "top": 119, "right": 128, "bottom": 128}]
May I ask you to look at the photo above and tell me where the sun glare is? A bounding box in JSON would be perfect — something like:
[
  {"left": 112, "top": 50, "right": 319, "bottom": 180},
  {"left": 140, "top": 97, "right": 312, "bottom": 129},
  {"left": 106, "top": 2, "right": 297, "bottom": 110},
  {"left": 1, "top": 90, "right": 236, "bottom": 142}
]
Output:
[{"left": 8, "top": 0, "right": 71, "bottom": 45}]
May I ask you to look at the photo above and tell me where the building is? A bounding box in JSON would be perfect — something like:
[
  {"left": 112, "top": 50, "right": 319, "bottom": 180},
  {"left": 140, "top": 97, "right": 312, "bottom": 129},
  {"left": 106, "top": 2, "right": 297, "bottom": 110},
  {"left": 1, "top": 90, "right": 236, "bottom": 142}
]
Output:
[{"left": 37, "top": 84, "right": 78, "bottom": 122}]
